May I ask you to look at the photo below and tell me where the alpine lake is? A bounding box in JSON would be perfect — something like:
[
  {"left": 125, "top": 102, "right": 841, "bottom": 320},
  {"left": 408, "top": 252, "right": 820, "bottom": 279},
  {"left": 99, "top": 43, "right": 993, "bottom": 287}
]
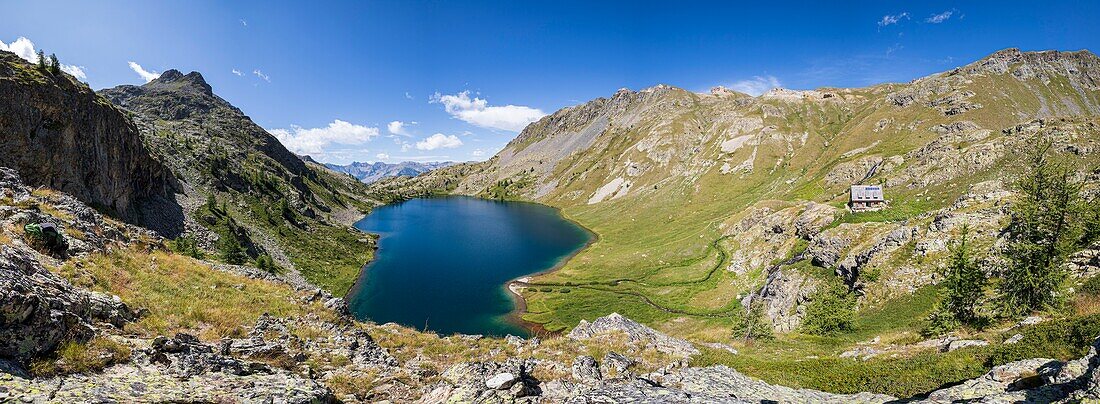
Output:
[{"left": 347, "top": 196, "right": 592, "bottom": 337}]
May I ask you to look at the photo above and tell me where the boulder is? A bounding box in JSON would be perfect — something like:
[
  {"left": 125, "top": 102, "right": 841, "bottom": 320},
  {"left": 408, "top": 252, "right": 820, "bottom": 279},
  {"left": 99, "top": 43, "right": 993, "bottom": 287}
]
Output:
[
  {"left": 0, "top": 244, "right": 135, "bottom": 363},
  {"left": 945, "top": 339, "right": 990, "bottom": 352},
  {"left": 568, "top": 313, "right": 699, "bottom": 357},
  {"left": 486, "top": 372, "right": 519, "bottom": 390},
  {"left": 572, "top": 355, "right": 602, "bottom": 383}
]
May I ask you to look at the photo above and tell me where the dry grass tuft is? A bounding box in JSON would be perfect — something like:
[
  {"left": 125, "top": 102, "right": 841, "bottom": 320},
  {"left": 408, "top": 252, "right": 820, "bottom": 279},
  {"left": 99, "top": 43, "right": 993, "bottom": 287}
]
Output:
[{"left": 29, "top": 337, "right": 131, "bottom": 377}]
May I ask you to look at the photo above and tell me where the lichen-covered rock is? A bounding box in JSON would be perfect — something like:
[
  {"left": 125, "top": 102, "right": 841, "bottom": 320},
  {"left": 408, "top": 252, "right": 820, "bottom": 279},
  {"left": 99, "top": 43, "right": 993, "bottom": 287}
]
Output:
[
  {"left": 568, "top": 313, "right": 699, "bottom": 357},
  {"left": 572, "top": 356, "right": 602, "bottom": 383},
  {"left": 601, "top": 352, "right": 635, "bottom": 378},
  {"left": 0, "top": 245, "right": 134, "bottom": 364},
  {"left": 925, "top": 358, "right": 1060, "bottom": 402},
  {"left": 746, "top": 268, "right": 817, "bottom": 332},
  {"left": 437, "top": 358, "right": 541, "bottom": 402}
]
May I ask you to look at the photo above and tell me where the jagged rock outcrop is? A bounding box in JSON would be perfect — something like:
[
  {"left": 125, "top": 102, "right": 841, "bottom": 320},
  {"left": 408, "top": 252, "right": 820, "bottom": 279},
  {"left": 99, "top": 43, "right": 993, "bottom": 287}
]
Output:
[
  {"left": 1, "top": 333, "right": 334, "bottom": 403},
  {"left": 746, "top": 268, "right": 817, "bottom": 332},
  {"left": 0, "top": 168, "right": 143, "bottom": 365},
  {"left": 568, "top": 313, "right": 699, "bottom": 357},
  {"left": 0, "top": 245, "right": 134, "bottom": 364},
  {"left": 0, "top": 51, "right": 180, "bottom": 233}
]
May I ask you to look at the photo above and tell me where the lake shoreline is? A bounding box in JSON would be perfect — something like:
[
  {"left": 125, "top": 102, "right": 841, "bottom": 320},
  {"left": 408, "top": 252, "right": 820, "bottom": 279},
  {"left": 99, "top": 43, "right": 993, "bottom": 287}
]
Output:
[{"left": 504, "top": 208, "right": 598, "bottom": 337}]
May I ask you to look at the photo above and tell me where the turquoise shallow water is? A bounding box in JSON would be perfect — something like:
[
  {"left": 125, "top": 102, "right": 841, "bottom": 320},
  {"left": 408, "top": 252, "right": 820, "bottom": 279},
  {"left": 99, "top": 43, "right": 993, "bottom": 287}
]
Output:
[{"left": 347, "top": 196, "right": 591, "bottom": 337}]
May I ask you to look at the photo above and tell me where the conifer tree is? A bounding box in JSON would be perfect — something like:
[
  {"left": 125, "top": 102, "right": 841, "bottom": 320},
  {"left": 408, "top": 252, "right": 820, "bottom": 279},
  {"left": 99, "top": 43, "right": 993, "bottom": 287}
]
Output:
[
  {"left": 48, "top": 53, "right": 60, "bottom": 74},
  {"left": 36, "top": 50, "right": 47, "bottom": 71},
  {"left": 940, "top": 225, "right": 986, "bottom": 323},
  {"left": 999, "top": 140, "right": 1081, "bottom": 316}
]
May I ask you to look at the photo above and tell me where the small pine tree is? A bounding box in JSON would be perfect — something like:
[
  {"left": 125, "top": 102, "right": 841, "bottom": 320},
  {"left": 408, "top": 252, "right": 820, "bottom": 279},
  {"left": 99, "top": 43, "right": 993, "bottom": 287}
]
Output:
[
  {"left": 255, "top": 254, "right": 276, "bottom": 273},
  {"left": 36, "top": 50, "right": 47, "bottom": 71},
  {"left": 170, "top": 235, "right": 205, "bottom": 259},
  {"left": 999, "top": 140, "right": 1082, "bottom": 316},
  {"left": 205, "top": 194, "right": 218, "bottom": 213},
  {"left": 802, "top": 281, "right": 856, "bottom": 336},
  {"left": 278, "top": 199, "right": 292, "bottom": 220},
  {"left": 48, "top": 54, "right": 60, "bottom": 74},
  {"left": 219, "top": 232, "right": 247, "bottom": 265},
  {"left": 940, "top": 225, "right": 986, "bottom": 323},
  {"left": 734, "top": 299, "right": 774, "bottom": 341}
]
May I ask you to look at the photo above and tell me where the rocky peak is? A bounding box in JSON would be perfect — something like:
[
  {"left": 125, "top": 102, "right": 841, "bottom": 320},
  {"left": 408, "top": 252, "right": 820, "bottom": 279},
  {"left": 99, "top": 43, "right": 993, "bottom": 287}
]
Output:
[
  {"left": 956, "top": 48, "right": 1100, "bottom": 82},
  {"left": 612, "top": 87, "right": 636, "bottom": 99},
  {"left": 157, "top": 69, "right": 184, "bottom": 81},
  {"left": 146, "top": 69, "right": 213, "bottom": 96}
]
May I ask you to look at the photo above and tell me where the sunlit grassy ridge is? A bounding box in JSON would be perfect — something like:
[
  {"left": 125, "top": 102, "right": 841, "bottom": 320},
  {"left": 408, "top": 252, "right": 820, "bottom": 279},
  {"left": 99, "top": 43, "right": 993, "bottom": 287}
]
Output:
[{"left": 491, "top": 54, "right": 1100, "bottom": 337}]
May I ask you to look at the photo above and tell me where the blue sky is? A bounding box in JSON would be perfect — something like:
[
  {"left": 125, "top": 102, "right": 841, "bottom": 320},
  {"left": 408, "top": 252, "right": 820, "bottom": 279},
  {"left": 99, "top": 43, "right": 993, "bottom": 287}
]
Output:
[{"left": 2, "top": 1, "right": 1098, "bottom": 164}]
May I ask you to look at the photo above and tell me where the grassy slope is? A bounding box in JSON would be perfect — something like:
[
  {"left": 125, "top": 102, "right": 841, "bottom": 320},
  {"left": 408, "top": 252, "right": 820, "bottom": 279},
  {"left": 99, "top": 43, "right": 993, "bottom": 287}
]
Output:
[
  {"left": 519, "top": 64, "right": 1100, "bottom": 335},
  {"left": 433, "top": 52, "right": 1100, "bottom": 395}
]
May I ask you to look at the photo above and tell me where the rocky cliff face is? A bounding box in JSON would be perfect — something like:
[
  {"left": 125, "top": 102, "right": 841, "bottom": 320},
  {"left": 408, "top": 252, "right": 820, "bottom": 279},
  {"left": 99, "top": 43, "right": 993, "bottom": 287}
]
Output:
[
  {"left": 0, "top": 51, "right": 179, "bottom": 233},
  {"left": 98, "top": 69, "right": 382, "bottom": 292}
]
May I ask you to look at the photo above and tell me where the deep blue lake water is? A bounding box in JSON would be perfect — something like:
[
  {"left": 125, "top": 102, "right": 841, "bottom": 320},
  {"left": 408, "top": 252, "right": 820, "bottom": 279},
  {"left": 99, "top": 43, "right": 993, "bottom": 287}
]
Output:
[{"left": 347, "top": 196, "right": 592, "bottom": 337}]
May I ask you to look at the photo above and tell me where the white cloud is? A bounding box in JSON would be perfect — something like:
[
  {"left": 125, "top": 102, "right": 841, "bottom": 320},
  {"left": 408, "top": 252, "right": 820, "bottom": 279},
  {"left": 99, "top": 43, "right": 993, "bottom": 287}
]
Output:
[
  {"left": 60, "top": 65, "right": 86, "bottom": 80},
  {"left": 416, "top": 133, "right": 463, "bottom": 150},
  {"left": 376, "top": 153, "right": 390, "bottom": 161},
  {"left": 239, "top": 19, "right": 248, "bottom": 27},
  {"left": 878, "top": 12, "right": 909, "bottom": 27},
  {"left": 231, "top": 69, "right": 243, "bottom": 76},
  {"left": 0, "top": 37, "right": 38, "bottom": 62},
  {"left": 253, "top": 69, "right": 270, "bottom": 82},
  {"left": 472, "top": 149, "right": 485, "bottom": 157},
  {"left": 1, "top": 37, "right": 86, "bottom": 80},
  {"left": 926, "top": 10, "right": 953, "bottom": 23},
  {"left": 269, "top": 120, "right": 380, "bottom": 155},
  {"left": 128, "top": 61, "right": 160, "bottom": 82},
  {"left": 430, "top": 91, "right": 545, "bottom": 132},
  {"left": 404, "top": 92, "right": 414, "bottom": 100},
  {"left": 729, "top": 75, "right": 782, "bottom": 96},
  {"left": 400, "top": 142, "right": 412, "bottom": 152},
  {"left": 387, "top": 120, "right": 413, "bottom": 136}
]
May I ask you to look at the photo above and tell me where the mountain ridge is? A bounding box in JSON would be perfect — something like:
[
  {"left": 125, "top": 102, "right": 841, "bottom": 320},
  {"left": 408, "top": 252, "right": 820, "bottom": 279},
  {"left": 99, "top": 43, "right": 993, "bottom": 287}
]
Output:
[
  {"left": 97, "top": 65, "right": 383, "bottom": 293},
  {"left": 324, "top": 160, "right": 456, "bottom": 184}
]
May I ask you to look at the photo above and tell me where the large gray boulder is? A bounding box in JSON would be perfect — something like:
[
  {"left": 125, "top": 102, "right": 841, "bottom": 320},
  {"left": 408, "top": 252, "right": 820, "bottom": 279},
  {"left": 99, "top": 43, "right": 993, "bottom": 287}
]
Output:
[
  {"left": 0, "top": 245, "right": 134, "bottom": 364},
  {"left": 568, "top": 313, "right": 699, "bottom": 357}
]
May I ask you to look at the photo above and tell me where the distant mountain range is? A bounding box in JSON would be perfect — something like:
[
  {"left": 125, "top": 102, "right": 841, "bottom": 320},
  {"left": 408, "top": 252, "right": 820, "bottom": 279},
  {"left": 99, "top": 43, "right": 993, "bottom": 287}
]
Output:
[{"left": 324, "top": 161, "right": 456, "bottom": 183}]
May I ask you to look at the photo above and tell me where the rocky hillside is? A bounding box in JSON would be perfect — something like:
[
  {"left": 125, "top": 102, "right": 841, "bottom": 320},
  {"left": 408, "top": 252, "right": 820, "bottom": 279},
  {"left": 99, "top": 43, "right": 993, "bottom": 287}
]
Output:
[
  {"left": 369, "top": 48, "right": 1100, "bottom": 395},
  {"left": 2, "top": 168, "right": 1098, "bottom": 401},
  {"left": 97, "top": 70, "right": 384, "bottom": 293},
  {"left": 406, "top": 48, "right": 1100, "bottom": 333},
  {"left": 324, "top": 160, "right": 456, "bottom": 184},
  {"left": 0, "top": 51, "right": 179, "bottom": 233}
]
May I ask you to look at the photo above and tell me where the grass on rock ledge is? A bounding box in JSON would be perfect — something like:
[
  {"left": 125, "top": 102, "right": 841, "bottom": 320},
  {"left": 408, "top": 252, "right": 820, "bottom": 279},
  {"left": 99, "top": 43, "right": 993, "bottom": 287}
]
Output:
[{"left": 53, "top": 248, "right": 334, "bottom": 340}]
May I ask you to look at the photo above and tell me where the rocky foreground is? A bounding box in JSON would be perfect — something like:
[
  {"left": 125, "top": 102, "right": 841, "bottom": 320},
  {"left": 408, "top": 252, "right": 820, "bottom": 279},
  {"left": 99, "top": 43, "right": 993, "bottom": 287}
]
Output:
[{"left": 1, "top": 167, "right": 1099, "bottom": 403}]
